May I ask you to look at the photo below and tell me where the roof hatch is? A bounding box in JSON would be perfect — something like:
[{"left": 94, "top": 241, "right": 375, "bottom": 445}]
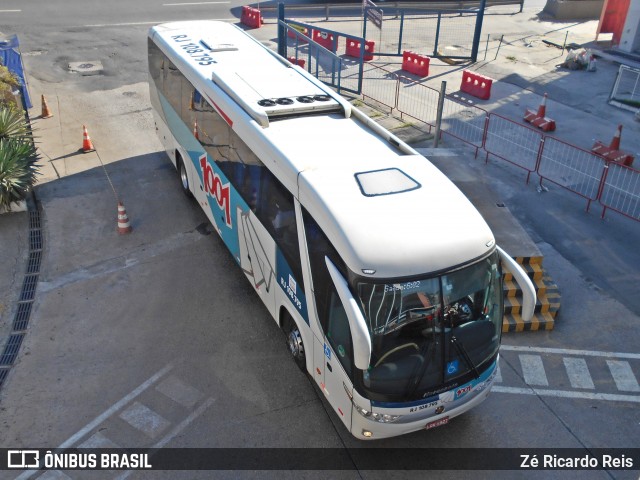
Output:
[{"left": 355, "top": 168, "right": 421, "bottom": 197}]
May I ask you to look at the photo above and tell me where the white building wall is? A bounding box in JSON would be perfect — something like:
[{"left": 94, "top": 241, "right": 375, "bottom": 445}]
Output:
[{"left": 619, "top": 1, "right": 640, "bottom": 53}]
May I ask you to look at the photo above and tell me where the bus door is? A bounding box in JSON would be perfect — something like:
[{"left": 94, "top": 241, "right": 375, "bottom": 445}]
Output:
[
  {"left": 300, "top": 206, "right": 355, "bottom": 431},
  {"left": 315, "top": 287, "right": 355, "bottom": 432}
]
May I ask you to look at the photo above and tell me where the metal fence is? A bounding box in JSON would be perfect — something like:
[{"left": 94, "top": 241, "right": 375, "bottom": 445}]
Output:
[
  {"left": 363, "top": 6, "right": 483, "bottom": 61},
  {"left": 364, "top": 9, "right": 479, "bottom": 60},
  {"left": 537, "top": 137, "right": 607, "bottom": 212},
  {"left": 362, "top": 64, "right": 400, "bottom": 111},
  {"left": 599, "top": 162, "right": 640, "bottom": 221},
  {"left": 359, "top": 67, "right": 640, "bottom": 222},
  {"left": 275, "top": 14, "right": 639, "bottom": 223},
  {"left": 484, "top": 113, "right": 542, "bottom": 182},
  {"left": 609, "top": 65, "right": 640, "bottom": 113},
  {"left": 280, "top": 20, "right": 364, "bottom": 95}
]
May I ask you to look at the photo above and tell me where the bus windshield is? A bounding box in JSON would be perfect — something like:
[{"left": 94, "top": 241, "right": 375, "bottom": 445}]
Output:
[{"left": 354, "top": 251, "right": 502, "bottom": 403}]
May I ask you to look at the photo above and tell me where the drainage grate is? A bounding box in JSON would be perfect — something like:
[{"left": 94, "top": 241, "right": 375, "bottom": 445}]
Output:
[
  {"left": 0, "top": 368, "right": 9, "bottom": 388},
  {"left": 0, "top": 334, "right": 24, "bottom": 366},
  {"left": 26, "top": 250, "right": 42, "bottom": 274},
  {"left": 19, "top": 274, "right": 39, "bottom": 302},
  {"left": 29, "top": 210, "right": 40, "bottom": 229},
  {"left": 1, "top": 195, "right": 43, "bottom": 393},
  {"left": 13, "top": 302, "right": 32, "bottom": 331},
  {"left": 29, "top": 229, "right": 42, "bottom": 251}
]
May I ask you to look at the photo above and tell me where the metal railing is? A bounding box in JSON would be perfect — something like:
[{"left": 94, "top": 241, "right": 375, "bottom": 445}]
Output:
[
  {"left": 259, "top": 0, "right": 524, "bottom": 21},
  {"left": 599, "top": 162, "right": 640, "bottom": 221},
  {"left": 609, "top": 64, "right": 640, "bottom": 113},
  {"left": 537, "top": 137, "right": 607, "bottom": 212},
  {"left": 356, "top": 66, "right": 640, "bottom": 222}
]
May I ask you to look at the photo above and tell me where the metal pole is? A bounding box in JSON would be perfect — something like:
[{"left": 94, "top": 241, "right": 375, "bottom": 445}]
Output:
[
  {"left": 561, "top": 31, "right": 568, "bottom": 56},
  {"left": 484, "top": 33, "right": 489, "bottom": 61},
  {"left": 277, "top": 3, "right": 286, "bottom": 58},
  {"left": 470, "top": 0, "right": 487, "bottom": 62},
  {"left": 398, "top": 11, "right": 405, "bottom": 55},
  {"left": 494, "top": 34, "right": 503, "bottom": 60},
  {"left": 433, "top": 13, "right": 441, "bottom": 57},
  {"left": 434, "top": 81, "right": 446, "bottom": 148}
]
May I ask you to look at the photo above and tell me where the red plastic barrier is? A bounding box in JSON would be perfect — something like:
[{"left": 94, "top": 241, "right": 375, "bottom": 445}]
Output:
[
  {"left": 592, "top": 142, "right": 635, "bottom": 166},
  {"left": 401, "top": 51, "right": 430, "bottom": 77},
  {"left": 288, "top": 57, "right": 306, "bottom": 68},
  {"left": 312, "top": 30, "right": 337, "bottom": 52},
  {"left": 345, "top": 39, "right": 375, "bottom": 61},
  {"left": 240, "top": 6, "right": 262, "bottom": 29},
  {"left": 592, "top": 125, "right": 635, "bottom": 167},
  {"left": 460, "top": 70, "right": 493, "bottom": 100}
]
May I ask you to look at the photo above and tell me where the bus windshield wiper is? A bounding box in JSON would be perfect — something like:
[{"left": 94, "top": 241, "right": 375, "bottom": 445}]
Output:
[{"left": 451, "top": 335, "right": 480, "bottom": 379}]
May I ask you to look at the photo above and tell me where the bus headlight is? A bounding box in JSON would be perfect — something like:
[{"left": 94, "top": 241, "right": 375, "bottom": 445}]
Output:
[{"left": 354, "top": 405, "right": 401, "bottom": 423}]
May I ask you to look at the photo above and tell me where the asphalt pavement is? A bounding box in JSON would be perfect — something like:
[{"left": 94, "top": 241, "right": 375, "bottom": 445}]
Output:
[
  {"left": 0, "top": 1, "right": 640, "bottom": 469},
  {"left": 2, "top": 0, "right": 640, "bottom": 381}
]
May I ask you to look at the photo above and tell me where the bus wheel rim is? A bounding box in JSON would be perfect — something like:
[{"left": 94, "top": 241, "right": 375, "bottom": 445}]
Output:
[
  {"left": 180, "top": 163, "right": 189, "bottom": 190},
  {"left": 288, "top": 329, "right": 304, "bottom": 359}
]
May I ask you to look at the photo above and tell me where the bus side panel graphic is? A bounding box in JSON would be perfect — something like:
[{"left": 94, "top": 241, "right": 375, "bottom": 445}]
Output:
[{"left": 158, "top": 92, "right": 241, "bottom": 257}]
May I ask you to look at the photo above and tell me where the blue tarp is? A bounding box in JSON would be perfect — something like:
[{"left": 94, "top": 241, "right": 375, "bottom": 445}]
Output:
[{"left": 0, "top": 34, "right": 32, "bottom": 109}]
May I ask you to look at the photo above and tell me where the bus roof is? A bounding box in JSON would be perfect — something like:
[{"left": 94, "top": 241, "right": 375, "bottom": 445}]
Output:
[
  {"left": 149, "top": 21, "right": 347, "bottom": 127},
  {"left": 267, "top": 114, "right": 496, "bottom": 278},
  {"left": 149, "top": 21, "right": 495, "bottom": 279}
]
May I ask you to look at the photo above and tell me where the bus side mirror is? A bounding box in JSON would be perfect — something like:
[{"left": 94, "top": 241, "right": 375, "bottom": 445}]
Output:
[
  {"left": 497, "top": 246, "right": 537, "bottom": 322},
  {"left": 325, "top": 257, "right": 372, "bottom": 370}
]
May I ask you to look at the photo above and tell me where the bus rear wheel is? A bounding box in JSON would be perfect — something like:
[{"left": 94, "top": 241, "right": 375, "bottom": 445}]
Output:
[
  {"left": 283, "top": 314, "right": 305, "bottom": 372},
  {"left": 177, "top": 154, "right": 193, "bottom": 198}
]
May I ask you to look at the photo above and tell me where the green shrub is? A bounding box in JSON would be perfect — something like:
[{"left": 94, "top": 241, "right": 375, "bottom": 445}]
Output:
[
  {"left": 0, "top": 137, "right": 39, "bottom": 210},
  {"left": 0, "top": 107, "right": 30, "bottom": 141},
  {"left": 0, "top": 103, "right": 39, "bottom": 211},
  {"left": 0, "top": 64, "right": 21, "bottom": 110}
]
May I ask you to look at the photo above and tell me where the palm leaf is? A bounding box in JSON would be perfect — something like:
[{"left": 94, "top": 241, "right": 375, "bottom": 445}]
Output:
[
  {"left": 0, "top": 137, "right": 40, "bottom": 209},
  {"left": 0, "top": 107, "right": 31, "bottom": 141}
]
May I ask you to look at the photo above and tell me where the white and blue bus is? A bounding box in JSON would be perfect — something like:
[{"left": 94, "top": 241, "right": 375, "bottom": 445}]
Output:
[{"left": 147, "top": 20, "right": 535, "bottom": 440}]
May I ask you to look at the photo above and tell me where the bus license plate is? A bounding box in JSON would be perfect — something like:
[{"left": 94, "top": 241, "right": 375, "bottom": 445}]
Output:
[{"left": 425, "top": 417, "right": 449, "bottom": 430}]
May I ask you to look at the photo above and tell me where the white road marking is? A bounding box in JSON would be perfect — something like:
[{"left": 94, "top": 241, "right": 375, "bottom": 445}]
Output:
[
  {"left": 114, "top": 397, "right": 215, "bottom": 480},
  {"left": 118, "top": 401, "right": 171, "bottom": 439},
  {"left": 78, "top": 431, "right": 121, "bottom": 449},
  {"left": 563, "top": 357, "right": 595, "bottom": 390},
  {"left": 606, "top": 360, "right": 640, "bottom": 392},
  {"left": 37, "top": 471, "right": 71, "bottom": 480},
  {"left": 492, "top": 385, "right": 640, "bottom": 403},
  {"left": 156, "top": 374, "right": 204, "bottom": 408},
  {"left": 163, "top": 2, "right": 230, "bottom": 5},
  {"left": 14, "top": 364, "right": 173, "bottom": 480},
  {"left": 501, "top": 344, "right": 640, "bottom": 360},
  {"left": 519, "top": 354, "right": 549, "bottom": 386},
  {"left": 83, "top": 18, "right": 235, "bottom": 27},
  {"left": 494, "top": 363, "right": 502, "bottom": 383},
  {"left": 0, "top": 10, "right": 21, "bottom": 13}
]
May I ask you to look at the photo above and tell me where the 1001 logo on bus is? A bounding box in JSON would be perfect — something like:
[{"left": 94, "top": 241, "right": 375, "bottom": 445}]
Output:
[{"left": 199, "top": 154, "right": 232, "bottom": 227}]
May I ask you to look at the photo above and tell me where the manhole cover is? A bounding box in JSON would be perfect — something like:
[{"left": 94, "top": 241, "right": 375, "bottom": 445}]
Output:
[{"left": 68, "top": 61, "right": 103, "bottom": 76}]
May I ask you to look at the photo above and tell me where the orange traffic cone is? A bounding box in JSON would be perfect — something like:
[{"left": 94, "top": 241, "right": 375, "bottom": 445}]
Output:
[
  {"left": 609, "top": 124, "right": 622, "bottom": 150},
  {"left": 81, "top": 125, "right": 95, "bottom": 153},
  {"left": 117, "top": 202, "right": 132, "bottom": 234},
  {"left": 536, "top": 93, "right": 547, "bottom": 118},
  {"left": 193, "top": 120, "right": 199, "bottom": 141},
  {"left": 41, "top": 94, "right": 53, "bottom": 119}
]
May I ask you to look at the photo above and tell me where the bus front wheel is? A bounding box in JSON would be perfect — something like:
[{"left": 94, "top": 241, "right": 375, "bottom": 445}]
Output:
[{"left": 283, "top": 314, "right": 305, "bottom": 372}]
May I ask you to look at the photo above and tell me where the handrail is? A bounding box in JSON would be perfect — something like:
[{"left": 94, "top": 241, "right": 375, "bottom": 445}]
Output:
[{"left": 258, "top": 0, "right": 524, "bottom": 20}]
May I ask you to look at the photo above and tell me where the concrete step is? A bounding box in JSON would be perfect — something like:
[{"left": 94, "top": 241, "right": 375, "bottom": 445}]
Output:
[{"left": 503, "top": 311, "right": 556, "bottom": 333}]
